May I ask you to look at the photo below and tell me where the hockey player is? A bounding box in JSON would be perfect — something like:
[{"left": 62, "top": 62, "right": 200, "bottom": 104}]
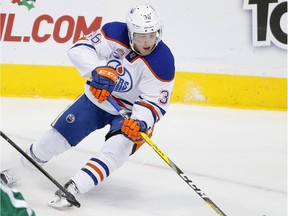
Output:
[
  {"left": 1, "top": 4, "right": 175, "bottom": 208},
  {"left": 0, "top": 180, "right": 36, "bottom": 216}
]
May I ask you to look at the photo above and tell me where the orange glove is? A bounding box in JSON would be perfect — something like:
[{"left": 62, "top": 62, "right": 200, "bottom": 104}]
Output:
[
  {"left": 121, "top": 119, "right": 147, "bottom": 141},
  {"left": 89, "top": 87, "right": 110, "bottom": 103},
  {"left": 89, "top": 66, "right": 118, "bottom": 103}
]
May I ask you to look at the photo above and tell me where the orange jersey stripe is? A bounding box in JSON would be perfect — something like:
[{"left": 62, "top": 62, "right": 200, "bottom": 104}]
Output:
[
  {"left": 112, "top": 96, "right": 129, "bottom": 110},
  {"left": 137, "top": 101, "right": 160, "bottom": 122},
  {"left": 77, "top": 37, "right": 87, "bottom": 41}
]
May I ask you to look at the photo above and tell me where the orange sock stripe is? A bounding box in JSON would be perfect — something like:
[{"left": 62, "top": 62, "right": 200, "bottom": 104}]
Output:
[{"left": 86, "top": 162, "right": 104, "bottom": 181}]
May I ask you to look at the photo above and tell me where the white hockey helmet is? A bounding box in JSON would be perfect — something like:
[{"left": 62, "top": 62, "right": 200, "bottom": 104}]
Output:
[{"left": 126, "top": 4, "right": 162, "bottom": 53}]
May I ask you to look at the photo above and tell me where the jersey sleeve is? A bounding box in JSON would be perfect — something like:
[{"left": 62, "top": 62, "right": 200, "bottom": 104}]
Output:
[
  {"left": 67, "top": 29, "right": 112, "bottom": 77},
  {"left": 131, "top": 77, "right": 174, "bottom": 129},
  {"left": 67, "top": 22, "right": 129, "bottom": 78}
]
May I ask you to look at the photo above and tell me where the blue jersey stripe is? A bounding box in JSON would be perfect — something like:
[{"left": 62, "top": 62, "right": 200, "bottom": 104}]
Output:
[
  {"left": 71, "top": 43, "right": 96, "bottom": 51},
  {"left": 138, "top": 96, "right": 166, "bottom": 116},
  {"left": 135, "top": 101, "right": 157, "bottom": 124},
  {"left": 149, "top": 100, "right": 166, "bottom": 116}
]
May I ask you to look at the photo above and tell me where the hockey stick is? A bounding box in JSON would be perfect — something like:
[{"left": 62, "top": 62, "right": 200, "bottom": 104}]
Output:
[
  {"left": 0, "top": 131, "right": 81, "bottom": 208},
  {"left": 107, "top": 97, "right": 227, "bottom": 216}
]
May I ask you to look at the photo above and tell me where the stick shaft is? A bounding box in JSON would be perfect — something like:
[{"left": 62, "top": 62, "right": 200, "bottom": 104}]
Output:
[
  {"left": 140, "top": 132, "right": 226, "bottom": 216},
  {"left": 0, "top": 131, "right": 80, "bottom": 208},
  {"left": 108, "top": 96, "right": 226, "bottom": 216}
]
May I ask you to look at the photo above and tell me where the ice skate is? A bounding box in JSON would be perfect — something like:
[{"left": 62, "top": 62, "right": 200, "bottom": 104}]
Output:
[
  {"left": 0, "top": 169, "right": 18, "bottom": 186},
  {"left": 48, "top": 180, "right": 80, "bottom": 209}
]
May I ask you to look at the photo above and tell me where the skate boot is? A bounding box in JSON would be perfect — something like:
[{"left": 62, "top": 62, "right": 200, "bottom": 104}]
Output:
[
  {"left": 0, "top": 169, "right": 18, "bottom": 186},
  {"left": 48, "top": 179, "right": 80, "bottom": 209}
]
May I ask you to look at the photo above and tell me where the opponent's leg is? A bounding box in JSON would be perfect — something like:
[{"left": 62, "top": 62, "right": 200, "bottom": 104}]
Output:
[
  {"left": 0, "top": 128, "right": 71, "bottom": 185},
  {"left": 1, "top": 94, "right": 104, "bottom": 185}
]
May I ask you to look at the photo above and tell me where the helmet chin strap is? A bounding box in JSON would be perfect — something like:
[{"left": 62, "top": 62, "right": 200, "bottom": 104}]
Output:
[
  {"left": 132, "top": 44, "right": 154, "bottom": 56},
  {"left": 131, "top": 44, "right": 142, "bottom": 55},
  {"left": 130, "top": 40, "right": 157, "bottom": 56}
]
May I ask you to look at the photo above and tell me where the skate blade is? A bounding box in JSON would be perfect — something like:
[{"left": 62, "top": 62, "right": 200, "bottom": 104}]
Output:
[{"left": 47, "top": 196, "right": 73, "bottom": 209}]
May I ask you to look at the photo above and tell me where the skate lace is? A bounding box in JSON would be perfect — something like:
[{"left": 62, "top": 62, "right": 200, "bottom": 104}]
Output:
[{"left": 55, "top": 180, "right": 79, "bottom": 198}]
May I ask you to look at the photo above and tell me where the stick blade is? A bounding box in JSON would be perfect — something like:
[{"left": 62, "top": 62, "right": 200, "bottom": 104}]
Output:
[
  {"left": 48, "top": 193, "right": 81, "bottom": 209},
  {"left": 67, "top": 194, "right": 81, "bottom": 208}
]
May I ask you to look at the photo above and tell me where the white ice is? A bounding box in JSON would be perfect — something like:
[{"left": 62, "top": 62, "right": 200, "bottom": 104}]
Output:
[{"left": 0, "top": 97, "right": 287, "bottom": 216}]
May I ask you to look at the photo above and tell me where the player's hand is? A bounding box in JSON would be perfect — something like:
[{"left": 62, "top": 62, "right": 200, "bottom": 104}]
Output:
[
  {"left": 121, "top": 119, "right": 147, "bottom": 141},
  {"left": 89, "top": 66, "right": 118, "bottom": 103}
]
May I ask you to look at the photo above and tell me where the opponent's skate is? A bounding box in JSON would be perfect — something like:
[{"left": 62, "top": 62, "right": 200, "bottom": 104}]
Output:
[
  {"left": 0, "top": 169, "right": 18, "bottom": 186},
  {"left": 48, "top": 180, "right": 79, "bottom": 209}
]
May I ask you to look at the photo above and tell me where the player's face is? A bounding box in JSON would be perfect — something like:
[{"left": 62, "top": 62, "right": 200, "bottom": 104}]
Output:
[{"left": 133, "top": 32, "right": 157, "bottom": 56}]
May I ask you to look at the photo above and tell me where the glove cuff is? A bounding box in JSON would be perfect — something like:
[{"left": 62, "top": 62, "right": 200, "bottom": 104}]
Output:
[
  {"left": 94, "top": 66, "right": 118, "bottom": 83},
  {"left": 137, "top": 120, "right": 147, "bottom": 132}
]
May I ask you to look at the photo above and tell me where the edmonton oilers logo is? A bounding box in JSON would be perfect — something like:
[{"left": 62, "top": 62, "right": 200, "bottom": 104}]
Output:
[
  {"left": 66, "top": 114, "right": 75, "bottom": 123},
  {"left": 107, "top": 60, "right": 133, "bottom": 92}
]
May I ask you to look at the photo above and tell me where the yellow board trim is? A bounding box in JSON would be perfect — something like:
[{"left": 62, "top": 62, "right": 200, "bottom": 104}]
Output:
[
  {"left": 173, "top": 72, "right": 287, "bottom": 110},
  {"left": 1, "top": 64, "right": 287, "bottom": 110},
  {"left": 1, "top": 64, "right": 86, "bottom": 99}
]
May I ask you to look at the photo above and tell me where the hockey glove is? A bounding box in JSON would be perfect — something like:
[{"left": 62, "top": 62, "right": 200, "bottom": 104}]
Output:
[
  {"left": 121, "top": 119, "right": 147, "bottom": 142},
  {"left": 89, "top": 66, "right": 118, "bottom": 103}
]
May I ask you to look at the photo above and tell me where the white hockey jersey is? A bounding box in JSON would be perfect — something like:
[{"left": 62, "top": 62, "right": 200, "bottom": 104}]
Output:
[{"left": 67, "top": 22, "right": 175, "bottom": 130}]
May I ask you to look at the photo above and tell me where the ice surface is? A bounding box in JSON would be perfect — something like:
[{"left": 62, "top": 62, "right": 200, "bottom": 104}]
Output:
[{"left": 0, "top": 97, "right": 287, "bottom": 216}]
